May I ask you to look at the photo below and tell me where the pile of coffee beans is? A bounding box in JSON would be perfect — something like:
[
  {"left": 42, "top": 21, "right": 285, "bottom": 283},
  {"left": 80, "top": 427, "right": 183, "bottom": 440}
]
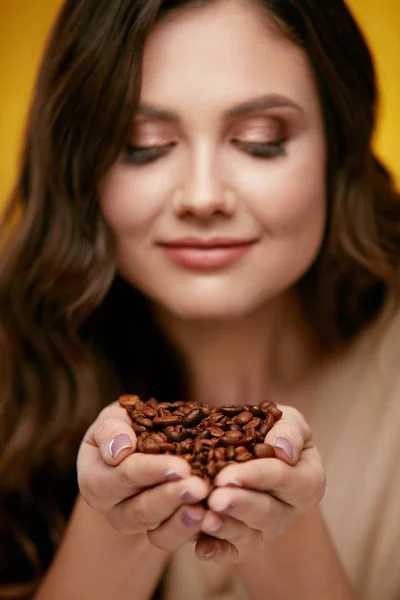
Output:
[{"left": 120, "top": 395, "right": 282, "bottom": 481}]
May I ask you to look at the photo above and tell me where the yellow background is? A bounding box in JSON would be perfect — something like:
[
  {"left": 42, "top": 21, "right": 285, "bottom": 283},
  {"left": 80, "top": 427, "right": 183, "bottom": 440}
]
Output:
[{"left": 0, "top": 0, "right": 399, "bottom": 209}]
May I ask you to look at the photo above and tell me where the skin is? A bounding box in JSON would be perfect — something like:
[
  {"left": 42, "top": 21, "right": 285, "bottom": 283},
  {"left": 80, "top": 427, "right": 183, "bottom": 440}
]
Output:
[{"left": 80, "top": 0, "right": 328, "bottom": 567}]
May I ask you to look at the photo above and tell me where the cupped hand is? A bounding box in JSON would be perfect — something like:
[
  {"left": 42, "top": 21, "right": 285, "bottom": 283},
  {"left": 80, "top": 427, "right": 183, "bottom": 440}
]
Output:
[
  {"left": 77, "top": 401, "right": 210, "bottom": 552},
  {"left": 195, "top": 405, "right": 326, "bottom": 562}
]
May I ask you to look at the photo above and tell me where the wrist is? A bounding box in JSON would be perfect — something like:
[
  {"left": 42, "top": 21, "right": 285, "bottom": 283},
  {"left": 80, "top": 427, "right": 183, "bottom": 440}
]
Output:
[{"left": 237, "top": 507, "right": 358, "bottom": 600}]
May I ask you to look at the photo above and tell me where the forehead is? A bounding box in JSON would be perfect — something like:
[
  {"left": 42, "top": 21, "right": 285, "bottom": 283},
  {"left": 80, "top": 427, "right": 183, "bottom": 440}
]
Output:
[{"left": 140, "top": 0, "right": 320, "bottom": 118}]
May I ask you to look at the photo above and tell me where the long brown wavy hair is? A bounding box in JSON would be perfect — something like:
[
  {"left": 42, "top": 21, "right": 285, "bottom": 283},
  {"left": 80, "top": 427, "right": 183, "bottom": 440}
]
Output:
[{"left": 0, "top": 0, "right": 399, "bottom": 596}]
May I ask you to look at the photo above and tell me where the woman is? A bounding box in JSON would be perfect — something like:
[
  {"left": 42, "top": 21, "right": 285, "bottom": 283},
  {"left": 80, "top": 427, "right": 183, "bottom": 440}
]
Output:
[{"left": 1, "top": 0, "right": 399, "bottom": 598}]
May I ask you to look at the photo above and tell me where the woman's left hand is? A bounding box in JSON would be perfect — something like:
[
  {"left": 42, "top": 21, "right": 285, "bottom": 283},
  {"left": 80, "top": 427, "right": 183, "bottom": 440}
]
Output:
[{"left": 195, "top": 405, "right": 326, "bottom": 563}]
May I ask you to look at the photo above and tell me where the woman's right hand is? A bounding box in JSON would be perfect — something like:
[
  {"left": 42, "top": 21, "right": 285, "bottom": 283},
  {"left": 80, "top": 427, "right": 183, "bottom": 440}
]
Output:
[{"left": 77, "top": 401, "right": 210, "bottom": 552}]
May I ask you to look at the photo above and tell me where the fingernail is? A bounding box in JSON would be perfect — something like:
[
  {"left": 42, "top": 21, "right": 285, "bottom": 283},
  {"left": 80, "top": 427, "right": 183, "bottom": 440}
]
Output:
[
  {"left": 181, "top": 510, "right": 202, "bottom": 527},
  {"left": 180, "top": 490, "right": 201, "bottom": 504},
  {"left": 215, "top": 502, "right": 234, "bottom": 514},
  {"left": 273, "top": 437, "right": 294, "bottom": 459},
  {"left": 165, "top": 470, "right": 183, "bottom": 482},
  {"left": 225, "top": 479, "right": 242, "bottom": 488},
  {"left": 201, "top": 541, "right": 216, "bottom": 558},
  {"left": 205, "top": 516, "right": 223, "bottom": 533},
  {"left": 109, "top": 434, "right": 132, "bottom": 458}
]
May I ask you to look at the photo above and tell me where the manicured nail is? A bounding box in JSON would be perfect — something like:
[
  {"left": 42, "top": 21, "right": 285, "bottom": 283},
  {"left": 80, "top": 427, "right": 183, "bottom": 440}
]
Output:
[
  {"left": 274, "top": 437, "right": 294, "bottom": 459},
  {"left": 180, "top": 490, "right": 201, "bottom": 504},
  {"left": 181, "top": 510, "right": 202, "bottom": 527},
  {"left": 224, "top": 479, "right": 242, "bottom": 488},
  {"left": 201, "top": 541, "right": 216, "bottom": 558},
  {"left": 205, "top": 515, "right": 223, "bottom": 533},
  {"left": 109, "top": 434, "right": 132, "bottom": 458},
  {"left": 215, "top": 502, "right": 234, "bottom": 514},
  {"left": 165, "top": 470, "right": 183, "bottom": 482}
]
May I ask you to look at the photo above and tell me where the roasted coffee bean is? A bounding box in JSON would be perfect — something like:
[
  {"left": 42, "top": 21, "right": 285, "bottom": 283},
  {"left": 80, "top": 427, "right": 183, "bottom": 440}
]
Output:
[
  {"left": 214, "top": 447, "right": 225, "bottom": 461},
  {"left": 260, "top": 400, "right": 274, "bottom": 411},
  {"left": 143, "top": 406, "right": 157, "bottom": 419},
  {"left": 147, "top": 397, "right": 159, "bottom": 409},
  {"left": 164, "top": 426, "right": 180, "bottom": 442},
  {"left": 135, "top": 416, "right": 153, "bottom": 429},
  {"left": 158, "top": 402, "right": 176, "bottom": 410},
  {"left": 220, "top": 405, "right": 243, "bottom": 416},
  {"left": 220, "top": 430, "right": 243, "bottom": 446},
  {"left": 121, "top": 395, "right": 281, "bottom": 482},
  {"left": 253, "top": 443, "right": 275, "bottom": 458},
  {"left": 153, "top": 415, "right": 181, "bottom": 427},
  {"left": 194, "top": 439, "right": 203, "bottom": 454},
  {"left": 182, "top": 408, "right": 204, "bottom": 428},
  {"left": 200, "top": 439, "right": 214, "bottom": 448},
  {"left": 179, "top": 405, "right": 193, "bottom": 415},
  {"left": 249, "top": 406, "right": 266, "bottom": 418},
  {"left": 209, "top": 426, "right": 225, "bottom": 437},
  {"left": 180, "top": 439, "right": 194, "bottom": 453},
  {"left": 157, "top": 407, "right": 171, "bottom": 417},
  {"left": 132, "top": 423, "right": 147, "bottom": 435},
  {"left": 259, "top": 412, "right": 274, "bottom": 436},
  {"left": 228, "top": 423, "right": 243, "bottom": 432},
  {"left": 207, "top": 461, "right": 217, "bottom": 478},
  {"left": 119, "top": 394, "right": 140, "bottom": 408},
  {"left": 185, "top": 428, "right": 197, "bottom": 438},
  {"left": 225, "top": 445, "right": 235, "bottom": 460},
  {"left": 159, "top": 442, "right": 176, "bottom": 453},
  {"left": 235, "top": 411, "right": 253, "bottom": 426},
  {"left": 270, "top": 406, "right": 283, "bottom": 420},
  {"left": 245, "top": 417, "right": 261, "bottom": 430},
  {"left": 142, "top": 441, "right": 161, "bottom": 454},
  {"left": 235, "top": 446, "right": 253, "bottom": 462}
]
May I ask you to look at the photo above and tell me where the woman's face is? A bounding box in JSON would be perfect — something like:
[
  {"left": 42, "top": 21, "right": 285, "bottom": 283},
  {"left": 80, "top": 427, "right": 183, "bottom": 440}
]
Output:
[{"left": 100, "top": 0, "right": 327, "bottom": 319}]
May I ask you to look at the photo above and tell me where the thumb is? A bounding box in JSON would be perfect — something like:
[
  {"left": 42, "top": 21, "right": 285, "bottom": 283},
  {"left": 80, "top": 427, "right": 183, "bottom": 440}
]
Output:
[
  {"left": 88, "top": 401, "right": 138, "bottom": 466},
  {"left": 264, "top": 405, "right": 312, "bottom": 466}
]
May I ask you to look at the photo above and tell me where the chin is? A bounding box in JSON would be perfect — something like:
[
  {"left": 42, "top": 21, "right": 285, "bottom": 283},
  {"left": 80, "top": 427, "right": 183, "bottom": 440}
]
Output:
[{"left": 152, "top": 290, "right": 263, "bottom": 321}]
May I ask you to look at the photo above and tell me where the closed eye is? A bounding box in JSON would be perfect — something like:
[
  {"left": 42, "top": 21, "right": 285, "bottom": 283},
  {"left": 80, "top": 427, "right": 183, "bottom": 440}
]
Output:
[
  {"left": 233, "top": 139, "right": 286, "bottom": 159},
  {"left": 122, "top": 142, "right": 176, "bottom": 165}
]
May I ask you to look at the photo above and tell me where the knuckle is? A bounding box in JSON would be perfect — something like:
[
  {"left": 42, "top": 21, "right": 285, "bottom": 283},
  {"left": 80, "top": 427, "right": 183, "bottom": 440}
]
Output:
[
  {"left": 78, "top": 473, "right": 103, "bottom": 511},
  {"left": 131, "top": 494, "right": 158, "bottom": 530},
  {"left": 298, "top": 462, "right": 326, "bottom": 510},
  {"left": 109, "top": 506, "right": 139, "bottom": 535},
  {"left": 147, "top": 530, "right": 176, "bottom": 552}
]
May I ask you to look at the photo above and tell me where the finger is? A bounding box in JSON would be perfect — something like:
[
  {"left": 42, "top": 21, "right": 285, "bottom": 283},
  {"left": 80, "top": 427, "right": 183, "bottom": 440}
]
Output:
[
  {"left": 148, "top": 503, "right": 206, "bottom": 552},
  {"left": 200, "top": 511, "right": 261, "bottom": 560},
  {"left": 195, "top": 537, "right": 238, "bottom": 563},
  {"left": 82, "top": 400, "right": 138, "bottom": 467},
  {"left": 214, "top": 447, "right": 326, "bottom": 510},
  {"left": 265, "top": 404, "right": 312, "bottom": 465},
  {"left": 207, "top": 486, "right": 296, "bottom": 536},
  {"left": 78, "top": 452, "right": 192, "bottom": 511},
  {"left": 110, "top": 476, "right": 209, "bottom": 534}
]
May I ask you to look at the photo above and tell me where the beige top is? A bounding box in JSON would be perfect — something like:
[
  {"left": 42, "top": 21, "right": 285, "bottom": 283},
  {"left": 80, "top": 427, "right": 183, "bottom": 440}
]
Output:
[{"left": 163, "top": 302, "right": 400, "bottom": 600}]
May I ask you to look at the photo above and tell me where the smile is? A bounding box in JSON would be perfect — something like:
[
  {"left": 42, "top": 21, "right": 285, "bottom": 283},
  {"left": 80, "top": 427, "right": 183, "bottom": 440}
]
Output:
[{"left": 158, "top": 238, "right": 257, "bottom": 269}]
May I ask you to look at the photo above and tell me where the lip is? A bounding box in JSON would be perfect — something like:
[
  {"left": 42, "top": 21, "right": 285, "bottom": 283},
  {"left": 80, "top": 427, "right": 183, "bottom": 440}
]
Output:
[{"left": 157, "top": 237, "right": 257, "bottom": 269}]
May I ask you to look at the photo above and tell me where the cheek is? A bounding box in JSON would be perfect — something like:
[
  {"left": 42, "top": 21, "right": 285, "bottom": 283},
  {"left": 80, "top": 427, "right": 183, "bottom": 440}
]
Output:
[
  {"left": 236, "top": 143, "right": 326, "bottom": 238},
  {"left": 99, "top": 168, "right": 169, "bottom": 235}
]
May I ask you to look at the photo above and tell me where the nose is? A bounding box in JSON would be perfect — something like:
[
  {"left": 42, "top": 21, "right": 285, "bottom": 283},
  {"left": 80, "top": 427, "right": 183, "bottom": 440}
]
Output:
[{"left": 173, "top": 145, "right": 235, "bottom": 219}]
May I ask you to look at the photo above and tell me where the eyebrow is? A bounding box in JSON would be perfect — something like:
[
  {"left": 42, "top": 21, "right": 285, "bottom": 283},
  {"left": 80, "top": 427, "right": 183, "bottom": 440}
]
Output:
[{"left": 135, "top": 94, "right": 303, "bottom": 121}]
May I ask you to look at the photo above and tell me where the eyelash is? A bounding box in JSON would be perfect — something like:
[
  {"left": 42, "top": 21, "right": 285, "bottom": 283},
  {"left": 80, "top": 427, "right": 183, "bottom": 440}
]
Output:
[{"left": 122, "top": 139, "right": 286, "bottom": 165}]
